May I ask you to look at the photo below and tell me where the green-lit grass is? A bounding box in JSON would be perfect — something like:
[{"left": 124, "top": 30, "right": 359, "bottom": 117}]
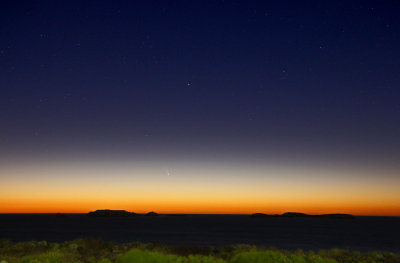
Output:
[{"left": 0, "top": 239, "right": 399, "bottom": 263}]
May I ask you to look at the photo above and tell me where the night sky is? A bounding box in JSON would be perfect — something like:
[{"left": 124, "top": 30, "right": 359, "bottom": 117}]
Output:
[{"left": 1, "top": 1, "right": 400, "bottom": 215}]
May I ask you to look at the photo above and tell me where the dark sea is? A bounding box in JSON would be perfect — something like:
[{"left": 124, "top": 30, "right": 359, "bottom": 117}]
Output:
[{"left": 0, "top": 214, "right": 399, "bottom": 252}]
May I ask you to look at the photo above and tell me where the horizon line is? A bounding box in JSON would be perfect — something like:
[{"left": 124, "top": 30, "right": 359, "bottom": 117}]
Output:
[{"left": 0, "top": 212, "right": 399, "bottom": 217}]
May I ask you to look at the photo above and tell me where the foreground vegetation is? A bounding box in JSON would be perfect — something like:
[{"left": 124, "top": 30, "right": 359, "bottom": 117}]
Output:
[{"left": 0, "top": 239, "right": 399, "bottom": 263}]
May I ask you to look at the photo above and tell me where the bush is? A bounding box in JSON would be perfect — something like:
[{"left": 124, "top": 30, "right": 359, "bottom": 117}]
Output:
[
  {"left": 117, "top": 249, "right": 181, "bottom": 263},
  {"left": 230, "top": 250, "right": 290, "bottom": 263},
  {"left": 20, "top": 252, "right": 65, "bottom": 263},
  {"left": 230, "top": 250, "right": 340, "bottom": 263}
]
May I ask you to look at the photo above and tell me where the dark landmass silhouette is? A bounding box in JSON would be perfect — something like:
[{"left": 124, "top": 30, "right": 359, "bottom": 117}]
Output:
[
  {"left": 87, "top": 210, "right": 161, "bottom": 217},
  {"left": 87, "top": 210, "right": 137, "bottom": 217},
  {"left": 251, "top": 212, "right": 354, "bottom": 219},
  {"left": 87, "top": 210, "right": 353, "bottom": 219},
  {"left": 145, "top": 211, "right": 159, "bottom": 216}
]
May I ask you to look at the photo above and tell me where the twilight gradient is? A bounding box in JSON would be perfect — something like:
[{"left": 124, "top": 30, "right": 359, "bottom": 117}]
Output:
[{"left": 1, "top": 157, "right": 399, "bottom": 215}]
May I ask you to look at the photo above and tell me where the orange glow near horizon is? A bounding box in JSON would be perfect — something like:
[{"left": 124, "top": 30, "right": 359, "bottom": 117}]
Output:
[
  {"left": 1, "top": 161, "right": 399, "bottom": 216},
  {"left": 1, "top": 198, "right": 399, "bottom": 216}
]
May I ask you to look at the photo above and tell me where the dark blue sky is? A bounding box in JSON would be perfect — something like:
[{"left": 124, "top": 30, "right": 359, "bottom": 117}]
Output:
[{"left": 1, "top": 1, "right": 400, "bottom": 170}]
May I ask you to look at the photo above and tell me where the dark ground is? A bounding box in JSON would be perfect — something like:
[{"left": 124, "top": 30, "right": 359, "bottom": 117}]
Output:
[{"left": 0, "top": 214, "right": 399, "bottom": 252}]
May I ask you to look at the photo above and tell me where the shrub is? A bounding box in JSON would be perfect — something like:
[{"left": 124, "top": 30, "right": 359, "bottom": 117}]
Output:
[
  {"left": 230, "top": 250, "right": 290, "bottom": 263},
  {"left": 20, "top": 252, "right": 65, "bottom": 263},
  {"left": 117, "top": 249, "right": 181, "bottom": 263},
  {"left": 117, "top": 249, "right": 228, "bottom": 263},
  {"left": 307, "top": 254, "right": 338, "bottom": 263},
  {"left": 169, "top": 246, "right": 214, "bottom": 257}
]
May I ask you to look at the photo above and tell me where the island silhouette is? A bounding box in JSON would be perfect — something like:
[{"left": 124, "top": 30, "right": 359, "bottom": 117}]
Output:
[
  {"left": 87, "top": 209, "right": 137, "bottom": 217},
  {"left": 251, "top": 212, "right": 354, "bottom": 219},
  {"left": 145, "top": 211, "right": 159, "bottom": 216},
  {"left": 87, "top": 210, "right": 353, "bottom": 218}
]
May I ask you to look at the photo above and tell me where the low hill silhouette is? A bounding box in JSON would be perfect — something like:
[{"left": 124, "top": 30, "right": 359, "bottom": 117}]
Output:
[
  {"left": 86, "top": 210, "right": 353, "bottom": 219},
  {"left": 87, "top": 209, "right": 136, "bottom": 217},
  {"left": 145, "top": 211, "right": 159, "bottom": 216},
  {"left": 251, "top": 212, "right": 354, "bottom": 219}
]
